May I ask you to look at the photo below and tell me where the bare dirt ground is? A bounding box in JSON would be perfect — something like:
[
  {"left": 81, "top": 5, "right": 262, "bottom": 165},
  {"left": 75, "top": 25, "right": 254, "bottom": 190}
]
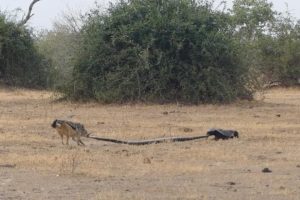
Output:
[{"left": 0, "top": 87, "right": 300, "bottom": 200}]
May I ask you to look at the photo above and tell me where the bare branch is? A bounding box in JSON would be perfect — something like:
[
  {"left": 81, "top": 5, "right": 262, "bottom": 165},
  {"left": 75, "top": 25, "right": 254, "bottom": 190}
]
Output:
[
  {"left": 60, "top": 8, "right": 83, "bottom": 33},
  {"left": 18, "top": 0, "right": 41, "bottom": 26}
]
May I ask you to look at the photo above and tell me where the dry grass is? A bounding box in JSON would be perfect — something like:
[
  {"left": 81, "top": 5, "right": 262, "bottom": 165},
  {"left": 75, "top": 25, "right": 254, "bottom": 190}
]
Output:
[{"left": 0, "top": 87, "right": 300, "bottom": 199}]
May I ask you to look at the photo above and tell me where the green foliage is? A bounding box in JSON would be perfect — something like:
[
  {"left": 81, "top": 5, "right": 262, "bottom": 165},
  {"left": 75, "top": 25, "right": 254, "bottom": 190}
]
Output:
[
  {"left": 231, "top": 0, "right": 300, "bottom": 86},
  {"left": 231, "top": 0, "right": 275, "bottom": 40},
  {"left": 68, "top": 0, "right": 252, "bottom": 103},
  {"left": 3, "top": 0, "right": 296, "bottom": 100},
  {"left": 258, "top": 17, "right": 300, "bottom": 85},
  {"left": 0, "top": 12, "right": 49, "bottom": 88}
]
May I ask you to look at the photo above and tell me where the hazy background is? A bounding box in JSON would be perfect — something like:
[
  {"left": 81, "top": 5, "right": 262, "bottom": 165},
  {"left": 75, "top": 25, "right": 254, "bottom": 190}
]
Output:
[{"left": 0, "top": 0, "right": 299, "bottom": 30}]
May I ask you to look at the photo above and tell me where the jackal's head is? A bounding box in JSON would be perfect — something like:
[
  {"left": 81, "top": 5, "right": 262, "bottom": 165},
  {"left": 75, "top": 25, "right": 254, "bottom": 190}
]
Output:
[{"left": 51, "top": 119, "right": 58, "bottom": 128}]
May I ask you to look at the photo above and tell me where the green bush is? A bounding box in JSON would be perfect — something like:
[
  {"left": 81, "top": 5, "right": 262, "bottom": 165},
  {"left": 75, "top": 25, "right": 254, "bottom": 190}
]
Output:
[
  {"left": 258, "top": 19, "right": 300, "bottom": 86},
  {"left": 66, "top": 0, "right": 253, "bottom": 103},
  {"left": 0, "top": 13, "right": 49, "bottom": 88},
  {"left": 230, "top": 0, "right": 300, "bottom": 86}
]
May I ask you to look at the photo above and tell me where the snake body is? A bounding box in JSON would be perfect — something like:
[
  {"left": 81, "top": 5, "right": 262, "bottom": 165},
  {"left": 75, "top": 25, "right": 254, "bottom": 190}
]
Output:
[
  {"left": 88, "top": 135, "right": 209, "bottom": 145},
  {"left": 88, "top": 129, "right": 239, "bottom": 145}
]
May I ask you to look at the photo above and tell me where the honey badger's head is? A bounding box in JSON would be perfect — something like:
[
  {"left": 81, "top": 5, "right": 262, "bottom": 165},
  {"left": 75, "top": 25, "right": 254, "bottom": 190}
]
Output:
[{"left": 233, "top": 131, "right": 239, "bottom": 138}]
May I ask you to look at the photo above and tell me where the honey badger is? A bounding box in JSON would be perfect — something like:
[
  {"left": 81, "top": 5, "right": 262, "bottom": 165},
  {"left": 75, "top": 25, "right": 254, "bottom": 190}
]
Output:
[
  {"left": 51, "top": 119, "right": 90, "bottom": 146},
  {"left": 206, "top": 129, "right": 239, "bottom": 140}
]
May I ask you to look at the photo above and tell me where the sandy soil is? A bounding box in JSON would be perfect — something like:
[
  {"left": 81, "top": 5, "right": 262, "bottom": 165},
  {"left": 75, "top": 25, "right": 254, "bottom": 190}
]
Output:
[{"left": 0, "top": 87, "right": 300, "bottom": 199}]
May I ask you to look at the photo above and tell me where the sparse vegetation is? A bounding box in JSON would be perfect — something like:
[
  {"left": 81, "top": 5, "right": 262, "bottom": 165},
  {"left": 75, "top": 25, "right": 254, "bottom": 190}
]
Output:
[
  {"left": 1, "top": 0, "right": 300, "bottom": 199},
  {"left": 36, "top": 11, "right": 84, "bottom": 90},
  {"left": 0, "top": 87, "right": 300, "bottom": 199}
]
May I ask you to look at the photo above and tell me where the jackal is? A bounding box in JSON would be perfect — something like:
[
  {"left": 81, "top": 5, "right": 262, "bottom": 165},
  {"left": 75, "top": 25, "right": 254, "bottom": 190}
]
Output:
[{"left": 51, "top": 119, "right": 90, "bottom": 146}]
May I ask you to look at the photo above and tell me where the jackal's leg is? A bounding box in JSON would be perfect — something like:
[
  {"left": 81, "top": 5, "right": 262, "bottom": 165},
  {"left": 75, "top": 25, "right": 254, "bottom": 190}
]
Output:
[
  {"left": 60, "top": 134, "right": 64, "bottom": 145},
  {"left": 66, "top": 135, "right": 70, "bottom": 145},
  {"left": 71, "top": 136, "right": 76, "bottom": 141},
  {"left": 71, "top": 136, "right": 81, "bottom": 145},
  {"left": 76, "top": 136, "right": 85, "bottom": 146},
  {"left": 78, "top": 139, "right": 85, "bottom": 146}
]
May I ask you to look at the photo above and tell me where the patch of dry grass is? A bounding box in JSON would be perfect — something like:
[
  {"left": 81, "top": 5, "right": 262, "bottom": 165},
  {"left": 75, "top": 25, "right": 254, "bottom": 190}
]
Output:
[{"left": 0, "top": 87, "right": 300, "bottom": 199}]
